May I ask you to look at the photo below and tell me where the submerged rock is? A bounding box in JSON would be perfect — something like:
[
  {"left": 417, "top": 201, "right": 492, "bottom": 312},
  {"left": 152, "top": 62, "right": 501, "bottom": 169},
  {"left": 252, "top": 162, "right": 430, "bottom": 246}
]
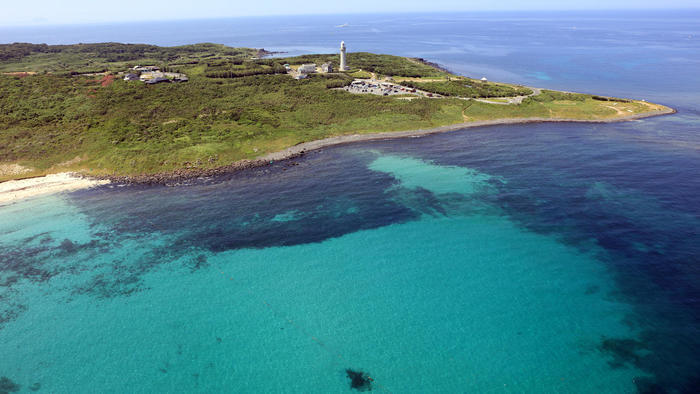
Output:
[
  {"left": 346, "top": 369, "right": 372, "bottom": 391},
  {"left": 0, "top": 376, "right": 20, "bottom": 393}
]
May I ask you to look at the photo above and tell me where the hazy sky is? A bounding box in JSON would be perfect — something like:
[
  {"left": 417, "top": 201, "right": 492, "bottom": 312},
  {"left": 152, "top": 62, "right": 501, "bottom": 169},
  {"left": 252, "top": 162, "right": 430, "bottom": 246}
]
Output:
[{"left": 3, "top": 0, "right": 698, "bottom": 26}]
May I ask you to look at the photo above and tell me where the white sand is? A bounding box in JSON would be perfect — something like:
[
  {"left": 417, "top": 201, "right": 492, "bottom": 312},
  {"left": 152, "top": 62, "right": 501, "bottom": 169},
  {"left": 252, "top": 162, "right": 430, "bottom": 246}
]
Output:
[{"left": 0, "top": 173, "right": 109, "bottom": 205}]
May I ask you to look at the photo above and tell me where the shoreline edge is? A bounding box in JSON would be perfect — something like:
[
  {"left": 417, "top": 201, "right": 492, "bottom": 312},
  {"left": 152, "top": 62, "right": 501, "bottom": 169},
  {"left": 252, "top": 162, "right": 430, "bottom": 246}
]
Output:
[{"left": 0, "top": 107, "right": 675, "bottom": 204}]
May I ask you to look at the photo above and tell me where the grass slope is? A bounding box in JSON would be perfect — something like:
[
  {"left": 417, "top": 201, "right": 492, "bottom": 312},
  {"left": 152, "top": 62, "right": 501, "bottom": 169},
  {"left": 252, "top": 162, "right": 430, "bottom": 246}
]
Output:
[{"left": 0, "top": 43, "right": 671, "bottom": 181}]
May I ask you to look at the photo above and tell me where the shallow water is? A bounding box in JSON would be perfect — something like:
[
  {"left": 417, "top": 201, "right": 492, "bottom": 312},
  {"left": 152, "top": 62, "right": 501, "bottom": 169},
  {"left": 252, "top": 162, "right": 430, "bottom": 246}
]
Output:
[{"left": 2, "top": 11, "right": 700, "bottom": 393}]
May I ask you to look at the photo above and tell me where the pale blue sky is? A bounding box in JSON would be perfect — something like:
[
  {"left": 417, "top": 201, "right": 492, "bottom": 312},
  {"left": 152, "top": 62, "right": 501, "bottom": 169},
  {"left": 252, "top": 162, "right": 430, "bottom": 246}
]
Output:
[{"left": 4, "top": 0, "right": 698, "bottom": 26}]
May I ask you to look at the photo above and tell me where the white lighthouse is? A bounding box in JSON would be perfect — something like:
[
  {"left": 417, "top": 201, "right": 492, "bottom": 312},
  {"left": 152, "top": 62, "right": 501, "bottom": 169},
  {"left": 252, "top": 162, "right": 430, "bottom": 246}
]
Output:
[{"left": 339, "top": 41, "right": 348, "bottom": 71}]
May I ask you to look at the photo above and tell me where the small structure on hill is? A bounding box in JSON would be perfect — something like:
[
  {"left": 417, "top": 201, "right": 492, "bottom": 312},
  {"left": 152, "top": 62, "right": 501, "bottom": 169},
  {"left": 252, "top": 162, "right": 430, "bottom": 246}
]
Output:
[
  {"left": 132, "top": 65, "right": 160, "bottom": 72},
  {"left": 145, "top": 77, "right": 170, "bottom": 84},
  {"left": 321, "top": 62, "right": 333, "bottom": 73},
  {"left": 298, "top": 64, "right": 317, "bottom": 74},
  {"left": 480, "top": 77, "right": 488, "bottom": 82},
  {"left": 340, "top": 41, "right": 348, "bottom": 71},
  {"left": 140, "top": 71, "right": 164, "bottom": 82},
  {"left": 134, "top": 71, "right": 188, "bottom": 83}
]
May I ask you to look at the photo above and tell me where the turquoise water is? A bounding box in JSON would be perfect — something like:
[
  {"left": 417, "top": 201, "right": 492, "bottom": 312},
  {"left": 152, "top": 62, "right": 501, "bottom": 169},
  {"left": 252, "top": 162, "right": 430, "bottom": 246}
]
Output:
[
  {"left": 1, "top": 155, "right": 649, "bottom": 392},
  {"left": 2, "top": 10, "right": 700, "bottom": 393}
]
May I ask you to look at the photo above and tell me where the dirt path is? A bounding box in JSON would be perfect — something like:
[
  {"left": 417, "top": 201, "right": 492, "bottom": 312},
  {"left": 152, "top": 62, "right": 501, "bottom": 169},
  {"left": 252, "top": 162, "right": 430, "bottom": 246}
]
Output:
[
  {"left": 474, "top": 87, "right": 542, "bottom": 105},
  {"left": 395, "top": 77, "right": 449, "bottom": 82},
  {"left": 604, "top": 104, "right": 626, "bottom": 116}
]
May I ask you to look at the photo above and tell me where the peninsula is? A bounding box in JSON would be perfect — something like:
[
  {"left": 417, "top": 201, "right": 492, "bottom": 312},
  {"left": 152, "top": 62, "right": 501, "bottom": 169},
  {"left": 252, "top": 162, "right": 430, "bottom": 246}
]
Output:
[{"left": 0, "top": 42, "right": 673, "bottom": 185}]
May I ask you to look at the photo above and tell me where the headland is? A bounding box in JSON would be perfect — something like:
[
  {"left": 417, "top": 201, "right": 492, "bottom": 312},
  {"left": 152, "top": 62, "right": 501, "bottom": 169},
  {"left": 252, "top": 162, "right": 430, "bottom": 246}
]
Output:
[{"left": 0, "top": 42, "right": 674, "bottom": 195}]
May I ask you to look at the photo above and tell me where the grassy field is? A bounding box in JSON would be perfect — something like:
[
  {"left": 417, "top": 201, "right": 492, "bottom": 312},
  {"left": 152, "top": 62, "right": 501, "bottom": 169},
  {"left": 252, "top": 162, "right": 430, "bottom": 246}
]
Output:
[
  {"left": 0, "top": 43, "right": 672, "bottom": 181},
  {"left": 399, "top": 78, "right": 533, "bottom": 98},
  {"left": 0, "top": 43, "right": 259, "bottom": 73},
  {"left": 461, "top": 95, "right": 666, "bottom": 121}
]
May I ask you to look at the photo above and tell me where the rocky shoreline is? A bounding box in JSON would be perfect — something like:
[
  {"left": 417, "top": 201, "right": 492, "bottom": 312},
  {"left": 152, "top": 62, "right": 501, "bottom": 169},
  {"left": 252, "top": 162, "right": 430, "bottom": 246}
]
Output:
[
  {"left": 97, "top": 150, "right": 308, "bottom": 185},
  {"left": 96, "top": 108, "right": 675, "bottom": 185},
  {"left": 256, "top": 48, "right": 287, "bottom": 58},
  {"left": 413, "top": 57, "right": 453, "bottom": 74}
]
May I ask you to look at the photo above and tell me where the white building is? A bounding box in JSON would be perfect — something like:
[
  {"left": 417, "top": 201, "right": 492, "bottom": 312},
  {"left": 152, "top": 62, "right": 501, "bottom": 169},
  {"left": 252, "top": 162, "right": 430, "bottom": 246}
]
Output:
[
  {"left": 139, "top": 71, "right": 164, "bottom": 81},
  {"left": 321, "top": 62, "right": 333, "bottom": 73},
  {"left": 339, "top": 41, "right": 348, "bottom": 71},
  {"left": 132, "top": 65, "right": 160, "bottom": 72},
  {"left": 480, "top": 77, "right": 488, "bottom": 82},
  {"left": 298, "top": 64, "right": 317, "bottom": 74}
]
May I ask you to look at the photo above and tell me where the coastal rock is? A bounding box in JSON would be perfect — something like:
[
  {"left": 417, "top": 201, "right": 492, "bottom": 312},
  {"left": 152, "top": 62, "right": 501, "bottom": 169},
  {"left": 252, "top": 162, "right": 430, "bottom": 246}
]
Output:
[{"left": 99, "top": 150, "right": 307, "bottom": 185}]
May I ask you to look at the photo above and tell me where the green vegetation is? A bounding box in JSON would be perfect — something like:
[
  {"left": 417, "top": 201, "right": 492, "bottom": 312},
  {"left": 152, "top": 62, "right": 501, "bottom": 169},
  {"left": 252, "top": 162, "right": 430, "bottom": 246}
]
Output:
[
  {"left": 0, "top": 43, "right": 670, "bottom": 181},
  {"left": 461, "top": 92, "right": 664, "bottom": 121},
  {"left": 529, "top": 89, "right": 587, "bottom": 102},
  {"left": 399, "top": 78, "right": 533, "bottom": 98},
  {"left": 0, "top": 42, "right": 257, "bottom": 73},
  {"left": 0, "top": 67, "right": 463, "bottom": 180},
  {"left": 269, "top": 52, "right": 447, "bottom": 78},
  {"left": 347, "top": 69, "right": 373, "bottom": 79},
  {"left": 204, "top": 60, "right": 288, "bottom": 78},
  {"left": 345, "top": 53, "right": 447, "bottom": 77}
]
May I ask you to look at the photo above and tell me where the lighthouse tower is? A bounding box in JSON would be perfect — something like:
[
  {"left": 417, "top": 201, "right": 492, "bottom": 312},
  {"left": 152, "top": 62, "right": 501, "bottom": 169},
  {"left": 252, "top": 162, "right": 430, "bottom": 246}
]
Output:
[{"left": 339, "top": 41, "right": 348, "bottom": 71}]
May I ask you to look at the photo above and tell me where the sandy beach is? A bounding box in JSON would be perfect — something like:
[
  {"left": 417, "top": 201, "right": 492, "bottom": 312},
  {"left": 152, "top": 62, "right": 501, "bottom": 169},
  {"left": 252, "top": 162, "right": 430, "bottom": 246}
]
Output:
[{"left": 0, "top": 173, "right": 110, "bottom": 205}]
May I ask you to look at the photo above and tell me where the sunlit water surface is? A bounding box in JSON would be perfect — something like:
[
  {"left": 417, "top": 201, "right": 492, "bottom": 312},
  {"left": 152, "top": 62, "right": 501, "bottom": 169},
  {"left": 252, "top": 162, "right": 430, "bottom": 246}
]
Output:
[{"left": 1, "top": 11, "right": 699, "bottom": 393}]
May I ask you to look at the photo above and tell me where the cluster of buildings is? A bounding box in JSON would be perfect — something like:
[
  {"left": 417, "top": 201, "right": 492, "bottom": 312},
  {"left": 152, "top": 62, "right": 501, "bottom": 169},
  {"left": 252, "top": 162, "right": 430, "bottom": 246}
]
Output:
[
  {"left": 123, "top": 65, "right": 188, "bottom": 84},
  {"left": 122, "top": 41, "right": 353, "bottom": 83},
  {"left": 292, "top": 41, "right": 350, "bottom": 79},
  {"left": 292, "top": 62, "right": 334, "bottom": 79},
  {"left": 343, "top": 79, "right": 442, "bottom": 98}
]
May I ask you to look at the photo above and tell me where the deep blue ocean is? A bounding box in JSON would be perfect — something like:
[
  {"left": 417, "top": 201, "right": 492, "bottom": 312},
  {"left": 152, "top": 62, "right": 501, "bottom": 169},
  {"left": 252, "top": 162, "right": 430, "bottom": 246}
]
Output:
[{"left": 1, "top": 11, "right": 699, "bottom": 393}]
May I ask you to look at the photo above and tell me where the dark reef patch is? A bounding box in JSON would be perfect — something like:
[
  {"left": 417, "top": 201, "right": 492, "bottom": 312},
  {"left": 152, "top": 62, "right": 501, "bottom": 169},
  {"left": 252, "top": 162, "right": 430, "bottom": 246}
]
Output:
[
  {"left": 599, "top": 336, "right": 648, "bottom": 369},
  {"left": 2, "top": 126, "right": 699, "bottom": 391},
  {"left": 0, "top": 245, "right": 55, "bottom": 286},
  {"left": 599, "top": 334, "right": 700, "bottom": 393},
  {"left": 0, "top": 377, "right": 20, "bottom": 393},
  {"left": 187, "top": 254, "right": 209, "bottom": 272},
  {"left": 0, "top": 236, "right": 113, "bottom": 293},
  {"left": 57, "top": 239, "right": 111, "bottom": 257},
  {"left": 345, "top": 369, "right": 372, "bottom": 391},
  {"left": 73, "top": 149, "right": 421, "bottom": 254},
  {"left": 634, "top": 376, "right": 667, "bottom": 394},
  {"left": 59, "top": 239, "right": 78, "bottom": 253},
  {"left": 72, "top": 271, "right": 145, "bottom": 299},
  {"left": 20, "top": 232, "right": 52, "bottom": 245},
  {"left": 0, "top": 301, "right": 27, "bottom": 328},
  {"left": 28, "top": 382, "right": 41, "bottom": 391}
]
